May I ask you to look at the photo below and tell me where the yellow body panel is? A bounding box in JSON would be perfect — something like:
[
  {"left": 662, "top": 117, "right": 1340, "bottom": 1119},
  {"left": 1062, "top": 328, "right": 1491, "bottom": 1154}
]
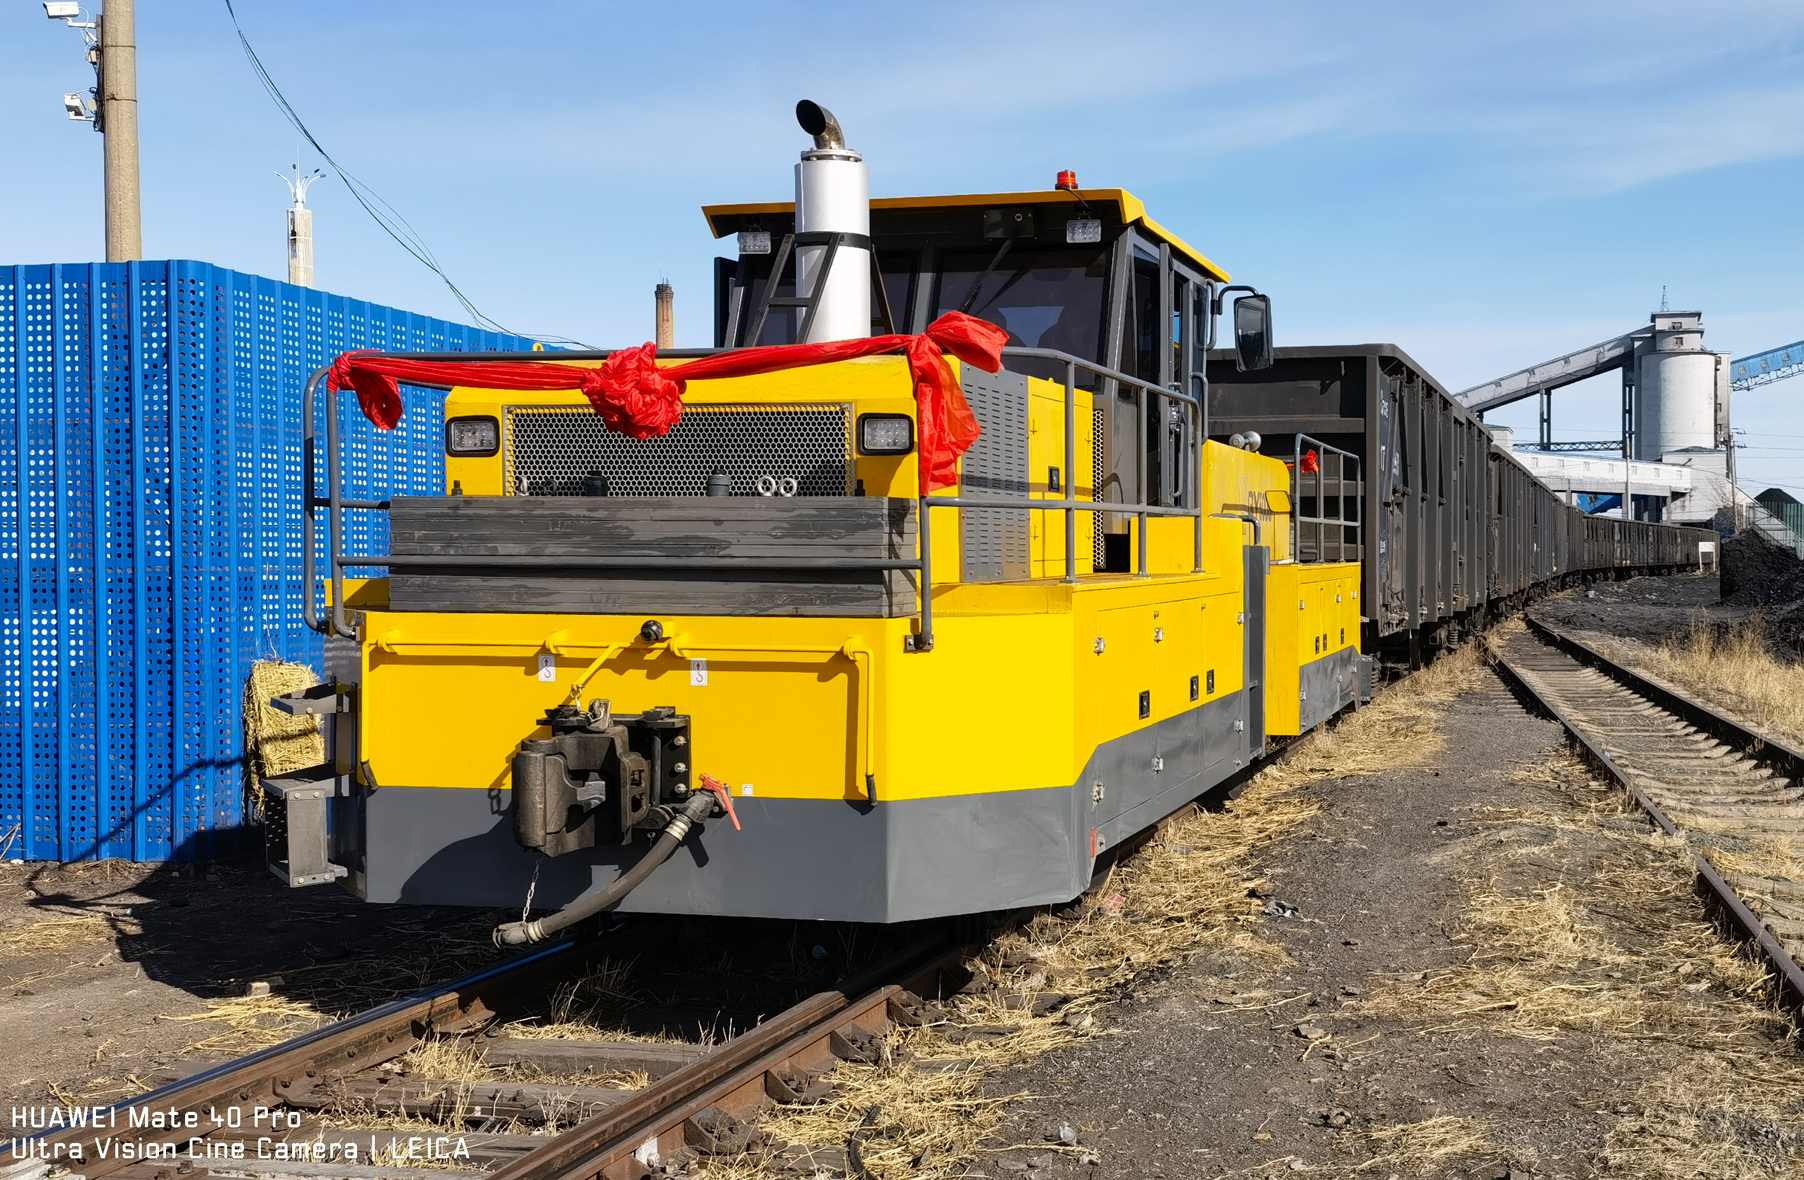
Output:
[
  {"left": 377, "top": 362, "right": 1330, "bottom": 811},
  {"left": 1201, "top": 442, "right": 1291, "bottom": 563},
  {"left": 356, "top": 517, "right": 1273, "bottom": 806},
  {"left": 1262, "top": 561, "right": 1364, "bottom": 736}
]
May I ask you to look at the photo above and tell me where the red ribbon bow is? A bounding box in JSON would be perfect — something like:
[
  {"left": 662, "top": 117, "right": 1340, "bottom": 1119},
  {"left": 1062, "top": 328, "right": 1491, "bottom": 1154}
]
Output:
[{"left": 326, "top": 311, "right": 1008, "bottom": 492}]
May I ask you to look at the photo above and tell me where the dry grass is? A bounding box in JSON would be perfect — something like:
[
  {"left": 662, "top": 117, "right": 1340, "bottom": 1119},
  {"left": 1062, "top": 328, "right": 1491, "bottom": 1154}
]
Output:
[
  {"left": 244, "top": 659, "right": 324, "bottom": 812},
  {"left": 1273, "top": 641, "right": 1486, "bottom": 783},
  {"left": 707, "top": 639, "right": 1485, "bottom": 1179},
  {"left": 501, "top": 958, "right": 694, "bottom": 1044},
  {"left": 1357, "top": 1115, "right": 1497, "bottom": 1174},
  {"left": 160, "top": 994, "right": 331, "bottom": 1053},
  {"left": 721, "top": 773, "right": 1325, "bottom": 1178},
  {"left": 400, "top": 1037, "right": 492, "bottom": 1084},
  {"left": 1602, "top": 1054, "right": 1804, "bottom": 1178},
  {"left": 1364, "top": 747, "right": 1776, "bottom": 1044},
  {"left": 1365, "top": 739, "right": 1804, "bottom": 1178},
  {"left": 686, "top": 773, "right": 1323, "bottom": 1178},
  {"left": 0, "top": 913, "right": 130, "bottom": 960}
]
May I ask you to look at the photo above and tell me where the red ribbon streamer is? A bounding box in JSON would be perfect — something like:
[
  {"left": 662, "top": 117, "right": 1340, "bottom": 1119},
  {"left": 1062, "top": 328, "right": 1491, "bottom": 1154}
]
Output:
[{"left": 326, "top": 311, "right": 1008, "bottom": 493}]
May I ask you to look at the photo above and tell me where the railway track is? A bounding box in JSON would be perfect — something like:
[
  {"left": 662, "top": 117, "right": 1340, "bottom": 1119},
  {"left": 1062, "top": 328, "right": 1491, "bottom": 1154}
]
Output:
[
  {"left": 15, "top": 926, "right": 959, "bottom": 1180},
  {"left": 1485, "top": 615, "right": 1804, "bottom": 1010},
  {"left": 33, "top": 615, "right": 1744, "bottom": 1180}
]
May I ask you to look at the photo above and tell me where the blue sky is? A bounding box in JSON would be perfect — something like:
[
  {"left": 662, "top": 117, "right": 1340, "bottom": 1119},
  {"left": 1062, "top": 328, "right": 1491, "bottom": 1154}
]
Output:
[{"left": 4, "top": 1, "right": 1802, "bottom": 492}]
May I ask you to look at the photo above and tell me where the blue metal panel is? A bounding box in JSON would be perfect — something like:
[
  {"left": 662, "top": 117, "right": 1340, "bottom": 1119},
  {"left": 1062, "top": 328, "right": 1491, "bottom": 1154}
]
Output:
[
  {"left": 3, "top": 271, "right": 21, "bottom": 858},
  {"left": 0, "top": 260, "right": 534, "bottom": 862},
  {"left": 1731, "top": 340, "right": 1804, "bottom": 391}
]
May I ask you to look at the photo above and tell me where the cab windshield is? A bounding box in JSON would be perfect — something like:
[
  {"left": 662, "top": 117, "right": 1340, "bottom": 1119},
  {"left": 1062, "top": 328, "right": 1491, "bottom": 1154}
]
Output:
[{"left": 934, "top": 247, "right": 1108, "bottom": 384}]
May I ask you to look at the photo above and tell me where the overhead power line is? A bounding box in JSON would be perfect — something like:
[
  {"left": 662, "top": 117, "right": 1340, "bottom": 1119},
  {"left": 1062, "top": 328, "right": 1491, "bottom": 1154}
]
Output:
[{"left": 221, "top": 1, "right": 590, "bottom": 347}]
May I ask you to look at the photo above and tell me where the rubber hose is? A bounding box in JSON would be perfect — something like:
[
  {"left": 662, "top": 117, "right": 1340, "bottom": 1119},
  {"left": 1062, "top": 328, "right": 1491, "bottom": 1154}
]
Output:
[{"left": 492, "top": 792, "right": 716, "bottom": 947}]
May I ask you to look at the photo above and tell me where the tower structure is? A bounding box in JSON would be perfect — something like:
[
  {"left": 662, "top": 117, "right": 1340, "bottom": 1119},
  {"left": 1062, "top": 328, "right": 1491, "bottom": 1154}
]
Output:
[{"left": 280, "top": 161, "right": 324, "bottom": 288}]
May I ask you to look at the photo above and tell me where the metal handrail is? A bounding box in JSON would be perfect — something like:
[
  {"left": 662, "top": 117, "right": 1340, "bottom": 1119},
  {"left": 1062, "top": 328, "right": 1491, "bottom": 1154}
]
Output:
[
  {"left": 1290, "top": 433, "right": 1362, "bottom": 564},
  {"left": 302, "top": 344, "right": 1211, "bottom": 646},
  {"left": 906, "top": 346, "right": 1206, "bottom": 651}
]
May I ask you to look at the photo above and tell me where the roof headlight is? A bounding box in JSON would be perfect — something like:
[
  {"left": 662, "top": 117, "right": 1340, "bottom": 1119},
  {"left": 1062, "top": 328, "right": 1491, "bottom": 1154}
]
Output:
[{"left": 857, "top": 413, "right": 914, "bottom": 456}]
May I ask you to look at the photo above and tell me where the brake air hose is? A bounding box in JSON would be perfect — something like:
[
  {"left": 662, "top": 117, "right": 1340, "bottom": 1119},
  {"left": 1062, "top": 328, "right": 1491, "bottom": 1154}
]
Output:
[{"left": 492, "top": 790, "right": 718, "bottom": 947}]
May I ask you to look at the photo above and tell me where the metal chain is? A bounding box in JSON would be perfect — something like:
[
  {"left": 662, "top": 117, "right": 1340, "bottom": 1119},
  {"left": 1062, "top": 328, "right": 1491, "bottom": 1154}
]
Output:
[{"left": 521, "top": 857, "right": 542, "bottom": 924}]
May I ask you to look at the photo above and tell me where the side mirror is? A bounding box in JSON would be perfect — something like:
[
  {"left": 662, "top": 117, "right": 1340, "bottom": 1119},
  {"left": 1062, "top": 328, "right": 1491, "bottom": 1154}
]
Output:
[{"left": 1233, "top": 293, "right": 1273, "bottom": 372}]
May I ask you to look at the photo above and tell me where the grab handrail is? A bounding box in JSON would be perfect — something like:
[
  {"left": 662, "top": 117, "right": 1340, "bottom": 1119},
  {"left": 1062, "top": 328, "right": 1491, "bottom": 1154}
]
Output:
[
  {"left": 302, "top": 344, "right": 1210, "bottom": 646},
  {"left": 1290, "top": 433, "right": 1363, "bottom": 564}
]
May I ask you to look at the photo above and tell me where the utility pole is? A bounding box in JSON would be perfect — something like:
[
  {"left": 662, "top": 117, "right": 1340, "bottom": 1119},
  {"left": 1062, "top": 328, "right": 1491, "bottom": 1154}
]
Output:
[
  {"left": 280, "top": 162, "right": 324, "bottom": 288},
  {"left": 1621, "top": 358, "right": 1636, "bottom": 523},
  {"left": 45, "top": 1, "right": 141, "bottom": 261},
  {"left": 99, "top": 0, "right": 141, "bottom": 261}
]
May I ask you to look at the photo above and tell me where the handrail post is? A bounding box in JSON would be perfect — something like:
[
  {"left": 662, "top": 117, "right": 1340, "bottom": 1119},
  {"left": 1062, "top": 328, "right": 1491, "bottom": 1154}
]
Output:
[
  {"left": 301, "top": 366, "right": 329, "bottom": 635},
  {"left": 1136, "top": 384, "right": 1148, "bottom": 576},
  {"left": 1195, "top": 339, "right": 1207, "bottom": 574},
  {"left": 1320, "top": 442, "right": 1334, "bottom": 562},
  {"left": 326, "top": 379, "right": 353, "bottom": 639},
  {"left": 1191, "top": 394, "right": 1202, "bottom": 574},
  {"left": 1064, "top": 360, "right": 1077, "bottom": 583},
  {"left": 909, "top": 493, "right": 934, "bottom": 652},
  {"left": 1292, "top": 434, "right": 1302, "bottom": 563}
]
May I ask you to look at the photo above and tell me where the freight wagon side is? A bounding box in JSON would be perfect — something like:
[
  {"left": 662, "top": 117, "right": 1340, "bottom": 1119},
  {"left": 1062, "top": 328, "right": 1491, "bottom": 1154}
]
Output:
[{"left": 1207, "top": 344, "right": 1716, "bottom": 668}]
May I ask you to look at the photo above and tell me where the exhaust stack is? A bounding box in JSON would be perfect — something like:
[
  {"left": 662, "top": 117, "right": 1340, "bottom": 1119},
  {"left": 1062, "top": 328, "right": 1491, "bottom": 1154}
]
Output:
[{"left": 793, "top": 100, "right": 870, "bottom": 342}]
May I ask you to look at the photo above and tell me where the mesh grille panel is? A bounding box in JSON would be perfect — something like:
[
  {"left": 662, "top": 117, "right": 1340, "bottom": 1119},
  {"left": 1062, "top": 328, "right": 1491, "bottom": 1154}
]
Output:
[
  {"left": 1093, "top": 407, "right": 1106, "bottom": 571},
  {"left": 506, "top": 404, "right": 853, "bottom": 497}
]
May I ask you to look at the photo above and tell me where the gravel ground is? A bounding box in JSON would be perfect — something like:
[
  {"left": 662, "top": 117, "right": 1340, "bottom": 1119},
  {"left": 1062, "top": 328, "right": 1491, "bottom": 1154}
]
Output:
[
  {"left": 1533, "top": 570, "right": 1727, "bottom": 647},
  {"left": 0, "top": 859, "right": 503, "bottom": 1107},
  {"left": 983, "top": 579, "right": 1800, "bottom": 1179}
]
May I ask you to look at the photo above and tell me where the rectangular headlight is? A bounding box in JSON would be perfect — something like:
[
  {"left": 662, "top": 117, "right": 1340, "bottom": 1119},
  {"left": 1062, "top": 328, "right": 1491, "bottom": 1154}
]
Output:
[
  {"left": 858, "top": 413, "right": 914, "bottom": 456},
  {"left": 445, "top": 415, "right": 499, "bottom": 457}
]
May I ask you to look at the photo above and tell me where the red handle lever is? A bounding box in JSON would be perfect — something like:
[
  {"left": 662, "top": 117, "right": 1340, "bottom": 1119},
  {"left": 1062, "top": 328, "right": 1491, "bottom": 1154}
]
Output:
[{"left": 697, "top": 774, "right": 741, "bottom": 831}]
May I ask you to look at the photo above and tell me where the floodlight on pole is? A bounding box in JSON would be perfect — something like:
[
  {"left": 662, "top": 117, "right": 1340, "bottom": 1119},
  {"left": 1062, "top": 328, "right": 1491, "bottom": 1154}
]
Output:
[{"left": 279, "top": 159, "right": 325, "bottom": 288}]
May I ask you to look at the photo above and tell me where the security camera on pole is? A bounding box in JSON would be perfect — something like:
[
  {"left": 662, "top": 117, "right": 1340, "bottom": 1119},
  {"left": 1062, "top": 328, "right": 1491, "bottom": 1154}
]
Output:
[{"left": 44, "top": 0, "right": 142, "bottom": 262}]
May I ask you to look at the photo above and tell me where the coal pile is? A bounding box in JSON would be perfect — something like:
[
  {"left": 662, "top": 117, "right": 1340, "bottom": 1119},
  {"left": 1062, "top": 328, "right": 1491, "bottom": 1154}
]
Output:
[{"left": 1722, "top": 530, "right": 1804, "bottom": 650}]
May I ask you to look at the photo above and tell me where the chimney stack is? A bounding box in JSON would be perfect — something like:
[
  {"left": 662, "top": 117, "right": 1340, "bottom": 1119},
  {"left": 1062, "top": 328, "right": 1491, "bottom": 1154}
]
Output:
[{"left": 655, "top": 281, "right": 675, "bottom": 349}]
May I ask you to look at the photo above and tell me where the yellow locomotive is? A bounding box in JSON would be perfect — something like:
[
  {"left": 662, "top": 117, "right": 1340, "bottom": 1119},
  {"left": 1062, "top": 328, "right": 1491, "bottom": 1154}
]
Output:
[{"left": 279, "top": 103, "right": 1365, "bottom": 936}]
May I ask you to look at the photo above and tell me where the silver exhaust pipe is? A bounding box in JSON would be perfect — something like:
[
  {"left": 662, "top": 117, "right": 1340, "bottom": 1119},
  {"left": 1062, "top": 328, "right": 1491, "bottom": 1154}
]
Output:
[{"left": 793, "top": 100, "right": 870, "bottom": 343}]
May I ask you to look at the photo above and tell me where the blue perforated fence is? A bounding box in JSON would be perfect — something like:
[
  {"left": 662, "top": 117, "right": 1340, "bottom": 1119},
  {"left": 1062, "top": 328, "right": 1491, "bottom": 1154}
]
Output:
[{"left": 0, "top": 261, "right": 532, "bottom": 863}]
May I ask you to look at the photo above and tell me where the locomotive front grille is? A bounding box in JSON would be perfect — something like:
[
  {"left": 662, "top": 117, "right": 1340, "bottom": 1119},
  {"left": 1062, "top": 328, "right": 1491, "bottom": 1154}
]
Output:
[{"left": 505, "top": 403, "right": 854, "bottom": 497}]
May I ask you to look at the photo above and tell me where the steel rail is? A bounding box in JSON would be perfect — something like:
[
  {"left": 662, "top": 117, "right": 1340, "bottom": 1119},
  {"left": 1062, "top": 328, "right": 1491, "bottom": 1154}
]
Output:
[
  {"left": 485, "top": 934, "right": 957, "bottom": 1180},
  {"left": 21, "top": 926, "right": 956, "bottom": 1180},
  {"left": 1522, "top": 615, "right": 1804, "bottom": 782},
  {"left": 21, "top": 933, "right": 619, "bottom": 1172},
  {"left": 1481, "top": 625, "right": 1804, "bottom": 1012}
]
